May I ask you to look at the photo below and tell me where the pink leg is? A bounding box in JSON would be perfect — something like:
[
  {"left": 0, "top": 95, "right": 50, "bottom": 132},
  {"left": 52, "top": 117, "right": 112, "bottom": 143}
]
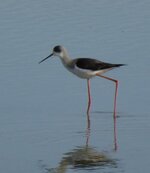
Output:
[
  {"left": 87, "top": 79, "right": 91, "bottom": 114},
  {"left": 96, "top": 74, "right": 118, "bottom": 118}
]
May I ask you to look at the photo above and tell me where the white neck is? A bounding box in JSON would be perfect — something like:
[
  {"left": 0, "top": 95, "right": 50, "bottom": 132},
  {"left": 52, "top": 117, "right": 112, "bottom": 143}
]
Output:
[
  {"left": 60, "top": 55, "right": 71, "bottom": 67},
  {"left": 57, "top": 50, "right": 71, "bottom": 66}
]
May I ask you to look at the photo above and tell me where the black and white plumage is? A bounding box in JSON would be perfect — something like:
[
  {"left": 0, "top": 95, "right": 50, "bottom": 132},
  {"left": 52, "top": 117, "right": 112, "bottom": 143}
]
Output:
[
  {"left": 76, "top": 58, "right": 123, "bottom": 71},
  {"left": 39, "top": 45, "right": 124, "bottom": 79},
  {"left": 39, "top": 45, "right": 125, "bottom": 116}
]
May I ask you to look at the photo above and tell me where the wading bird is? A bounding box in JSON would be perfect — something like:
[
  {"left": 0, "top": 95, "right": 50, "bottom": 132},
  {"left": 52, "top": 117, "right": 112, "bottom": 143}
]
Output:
[{"left": 39, "top": 45, "right": 125, "bottom": 116}]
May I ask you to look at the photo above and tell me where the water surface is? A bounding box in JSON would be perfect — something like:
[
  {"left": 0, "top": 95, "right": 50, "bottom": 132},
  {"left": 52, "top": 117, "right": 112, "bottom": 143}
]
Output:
[{"left": 0, "top": 0, "right": 150, "bottom": 173}]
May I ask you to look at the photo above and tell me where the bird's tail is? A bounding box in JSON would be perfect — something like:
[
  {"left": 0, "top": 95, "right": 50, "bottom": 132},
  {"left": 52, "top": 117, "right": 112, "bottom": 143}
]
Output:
[{"left": 114, "top": 64, "right": 126, "bottom": 67}]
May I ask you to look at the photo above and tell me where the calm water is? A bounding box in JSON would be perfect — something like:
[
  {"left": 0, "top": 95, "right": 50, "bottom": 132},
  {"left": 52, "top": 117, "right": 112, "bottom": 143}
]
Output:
[{"left": 0, "top": 0, "right": 150, "bottom": 173}]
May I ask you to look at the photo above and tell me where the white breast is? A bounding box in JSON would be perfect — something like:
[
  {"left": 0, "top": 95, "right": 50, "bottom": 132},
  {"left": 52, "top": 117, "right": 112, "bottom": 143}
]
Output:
[
  {"left": 67, "top": 65, "right": 102, "bottom": 79},
  {"left": 61, "top": 59, "right": 110, "bottom": 79}
]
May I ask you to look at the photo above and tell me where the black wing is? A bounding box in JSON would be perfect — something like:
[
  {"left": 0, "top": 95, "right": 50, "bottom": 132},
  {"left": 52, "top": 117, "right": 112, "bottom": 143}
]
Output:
[{"left": 76, "top": 58, "right": 124, "bottom": 71}]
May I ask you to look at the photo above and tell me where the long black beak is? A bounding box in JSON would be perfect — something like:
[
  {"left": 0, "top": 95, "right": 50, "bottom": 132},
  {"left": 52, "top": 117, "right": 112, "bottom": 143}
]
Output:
[{"left": 39, "top": 53, "right": 53, "bottom": 64}]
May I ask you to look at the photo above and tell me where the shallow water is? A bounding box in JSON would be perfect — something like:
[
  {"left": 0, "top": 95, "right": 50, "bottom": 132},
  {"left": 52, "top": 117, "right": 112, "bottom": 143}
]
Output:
[{"left": 0, "top": 0, "right": 150, "bottom": 173}]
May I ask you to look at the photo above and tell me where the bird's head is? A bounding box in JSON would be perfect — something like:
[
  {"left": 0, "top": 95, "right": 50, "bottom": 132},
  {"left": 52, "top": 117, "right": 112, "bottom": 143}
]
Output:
[{"left": 39, "top": 45, "right": 67, "bottom": 64}]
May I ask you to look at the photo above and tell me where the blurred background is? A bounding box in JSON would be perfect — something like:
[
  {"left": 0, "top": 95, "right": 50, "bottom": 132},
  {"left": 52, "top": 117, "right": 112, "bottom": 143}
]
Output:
[{"left": 0, "top": 1, "right": 150, "bottom": 173}]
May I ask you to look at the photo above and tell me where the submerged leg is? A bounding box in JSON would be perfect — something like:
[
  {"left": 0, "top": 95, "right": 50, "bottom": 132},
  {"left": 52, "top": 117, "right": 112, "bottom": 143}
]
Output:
[{"left": 96, "top": 74, "right": 118, "bottom": 118}]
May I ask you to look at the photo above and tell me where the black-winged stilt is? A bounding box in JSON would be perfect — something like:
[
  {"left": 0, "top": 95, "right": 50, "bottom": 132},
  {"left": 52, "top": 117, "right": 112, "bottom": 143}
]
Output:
[{"left": 39, "top": 45, "right": 125, "bottom": 116}]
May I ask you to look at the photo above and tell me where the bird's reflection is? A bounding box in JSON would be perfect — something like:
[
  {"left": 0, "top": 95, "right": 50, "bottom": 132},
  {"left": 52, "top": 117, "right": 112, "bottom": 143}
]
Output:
[
  {"left": 39, "top": 112, "right": 118, "bottom": 173},
  {"left": 113, "top": 115, "right": 118, "bottom": 151},
  {"left": 86, "top": 112, "right": 90, "bottom": 146},
  {"left": 45, "top": 147, "right": 116, "bottom": 173},
  {"left": 41, "top": 147, "right": 116, "bottom": 173},
  {"left": 86, "top": 111, "right": 118, "bottom": 151}
]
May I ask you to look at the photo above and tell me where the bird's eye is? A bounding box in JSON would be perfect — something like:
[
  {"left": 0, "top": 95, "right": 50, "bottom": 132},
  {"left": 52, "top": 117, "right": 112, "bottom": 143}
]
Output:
[{"left": 53, "top": 46, "right": 62, "bottom": 53}]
